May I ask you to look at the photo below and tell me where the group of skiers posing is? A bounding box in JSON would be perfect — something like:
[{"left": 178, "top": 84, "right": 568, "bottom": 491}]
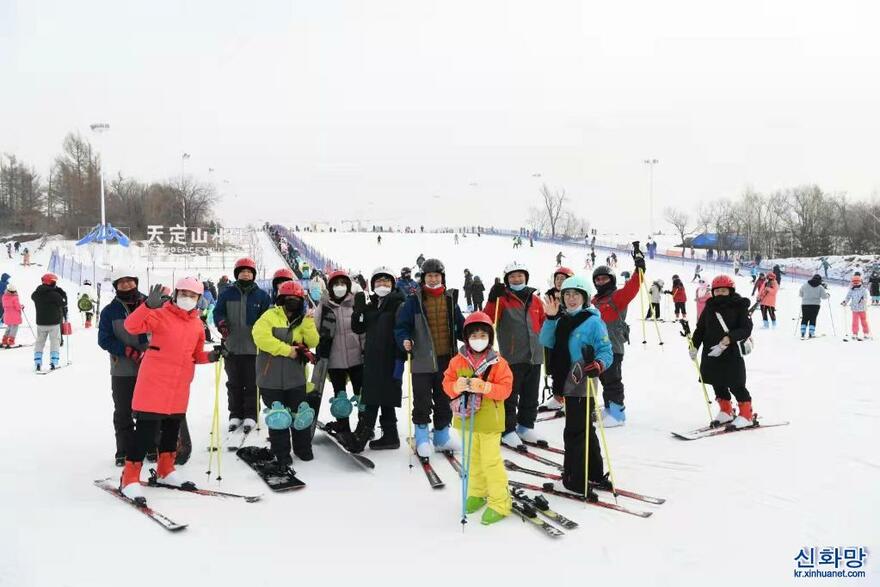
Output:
[{"left": 77, "top": 239, "right": 777, "bottom": 527}]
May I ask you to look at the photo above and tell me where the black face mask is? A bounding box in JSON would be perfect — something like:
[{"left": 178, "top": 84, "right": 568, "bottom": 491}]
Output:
[
  {"left": 283, "top": 297, "right": 304, "bottom": 315},
  {"left": 116, "top": 289, "right": 140, "bottom": 303}
]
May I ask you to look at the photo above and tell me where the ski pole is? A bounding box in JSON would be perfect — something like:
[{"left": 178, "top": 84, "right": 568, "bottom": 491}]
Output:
[
  {"left": 827, "top": 302, "right": 837, "bottom": 338},
  {"left": 637, "top": 270, "right": 648, "bottom": 345},
  {"left": 207, "top": 358, "right": 223, "bottom": 477},
  {"left": 639, "top": 268, "right": 664, "bottom": 345},
  {"left": 407, "top": 354, "right": 413, "bottom": 471},
  {"left": 589, "top": 378, "right": 618, "bottom": 504},
  {"left": 583, "top": 388, "right": 590, "bottom": 507},
  {"left": 679, "top": 321, "right": 713, "bottom": 423},
  {"left": 794, "top": 312, "right": 802, "bottom": 338},
  {"left": 22, "top": 308, "right": 37, "bottom": 340}
]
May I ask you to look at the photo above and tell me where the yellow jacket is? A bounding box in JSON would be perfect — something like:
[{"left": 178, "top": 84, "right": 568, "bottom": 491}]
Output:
[{"left": 252, "top": 306, "right": 319, "bottom": 390}]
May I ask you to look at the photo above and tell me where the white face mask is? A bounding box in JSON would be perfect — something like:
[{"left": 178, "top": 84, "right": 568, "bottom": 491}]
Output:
[
  {"left": 469, "top": 338, "right": 489, "bottom": 352},
  {"left": 374, "top": 286, "right": 391, "bottom": 297},
  {"left": 176, "top": 296, "right": 198, "bottom": 312},
  {"left": 424, "top": 282, "right": 443, "bottom": 290},
  {"left": 332, "top": 285, "right": 348, "bottom": 298}
]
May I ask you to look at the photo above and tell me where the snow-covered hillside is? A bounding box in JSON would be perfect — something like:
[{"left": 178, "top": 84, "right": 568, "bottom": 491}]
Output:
[{"left": 0, "top": 230, "right": 877, "bottom": 587}]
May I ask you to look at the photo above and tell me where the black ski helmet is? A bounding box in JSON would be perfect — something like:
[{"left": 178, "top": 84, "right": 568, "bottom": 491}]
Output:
[
  {"left": 419, "top": 258, "right": 445, "bottom": 284},
  {"left": 592, "top": 265, "right": 617, "bottom": 294}
]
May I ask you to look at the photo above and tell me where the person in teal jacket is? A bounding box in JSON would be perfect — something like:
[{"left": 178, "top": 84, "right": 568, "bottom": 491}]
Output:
[{"left": 539, "top": 275, "right": 613, "bottom": 500}]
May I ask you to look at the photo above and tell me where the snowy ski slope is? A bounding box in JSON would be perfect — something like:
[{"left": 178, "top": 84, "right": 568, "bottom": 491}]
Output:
[{"left": 0, "top": 231, "right": 877, "bottom": 587}]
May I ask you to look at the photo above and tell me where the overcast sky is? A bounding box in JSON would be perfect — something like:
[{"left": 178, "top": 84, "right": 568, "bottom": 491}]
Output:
[{"left": 2, "top": 0, "right": 878, "bottom": 233}]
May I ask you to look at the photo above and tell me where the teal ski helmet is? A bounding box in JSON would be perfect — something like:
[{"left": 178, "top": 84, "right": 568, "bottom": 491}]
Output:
[{"left": 560, "top": 275, "right": 595, "bottom": 307}]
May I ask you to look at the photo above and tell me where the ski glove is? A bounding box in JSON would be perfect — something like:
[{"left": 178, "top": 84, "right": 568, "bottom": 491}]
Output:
[
  {"left": 468, "top": 378, "right": 492, "bottom": 394},
  {"left": 488, "top": 283, "right": 506, "bottom": 303},
  {"left": 124, "top": 346, "right": 144, "bottom": 364},
  {"left": 707, "top": 342, "right": 728, "bottom": 357},
  {"left": 145, "top": 284, "right": 165, "bottom": 309},
  {"left": 207, "top": 349, "right": 223, "bottom": 362}
]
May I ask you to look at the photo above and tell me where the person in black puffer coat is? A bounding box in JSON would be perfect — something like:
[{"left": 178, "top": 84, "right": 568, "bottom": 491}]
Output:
[
  {"left": 349, "top": 267, "right": 408, "bottom": 452},
  {"left": 471, "top": 276, "right": 486, "bottom": 311},
  {"left": 690, "top": 274, "right": 754, "bottom": 429},
  {"left": 31, "top": 273, "right": 68, "bottom": 370}
]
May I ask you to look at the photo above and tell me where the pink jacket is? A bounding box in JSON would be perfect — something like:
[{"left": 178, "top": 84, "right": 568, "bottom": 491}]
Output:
[
  {"left": 695, "top": 286, "right": 711, "bottom": 319},
  {"left": 759, "top": 282, "right": 779, "bottom": 308},
  {"left": 124, "top": 302, "right": 211, "bottom": 415},
  {"left": 2, "top": 292, "right": 23, "bottom": 325}
]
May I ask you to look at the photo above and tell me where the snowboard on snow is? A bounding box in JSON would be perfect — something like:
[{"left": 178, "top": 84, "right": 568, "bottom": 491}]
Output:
[
  {"left": 316, "top": 421, "right": 375, "bottom": 471},
  {"left": 235, "top": 446, "right": 305, "bottom": 491}
]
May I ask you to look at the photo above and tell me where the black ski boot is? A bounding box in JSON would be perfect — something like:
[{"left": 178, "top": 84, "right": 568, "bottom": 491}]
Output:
[
  {"left": 369, "top": 426, "right": 400, "bottom": 450},
  {"left": 293, "top": 445, "right": 314, "bottom": 462},
  {"left": 329, "top": 419, "right": 356, "bottom": 451},
  {"left": 591, "top": 472, "right": 613, "bottom": 492},
  {"left": 348, "top": 413, "right": 376, "bottom": 453}
]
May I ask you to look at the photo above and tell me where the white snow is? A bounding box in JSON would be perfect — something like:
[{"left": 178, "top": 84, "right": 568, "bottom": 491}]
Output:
[{"left": 1, "top": 230, "right": 877, "bottom": 587}]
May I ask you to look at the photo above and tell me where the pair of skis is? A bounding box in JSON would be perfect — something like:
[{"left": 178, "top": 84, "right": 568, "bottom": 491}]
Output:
[
  {"left": 671, "top": 418, "right": 790, "bottom": 440},
  {"left": 94, "top": 473, "right": 262, "bottom": 532},
  {"left": 509, "top": 486, "right": 578, "bottom": 538}
]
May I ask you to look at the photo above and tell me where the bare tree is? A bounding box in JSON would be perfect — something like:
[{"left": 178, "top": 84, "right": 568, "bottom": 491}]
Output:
[
  {"left": 663, "top": 206, "right": 691, "bottom": 255},
  {"left": 539, "top": 183, "right": 566, "bottom": 239}
]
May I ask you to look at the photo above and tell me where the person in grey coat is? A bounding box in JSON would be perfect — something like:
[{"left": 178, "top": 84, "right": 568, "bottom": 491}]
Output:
[
  {"left": 315, "top": 270, "right": 365, "bottom": 447},
  {"left": 798, "top": 274, "right": 830, "bottom": 339}
]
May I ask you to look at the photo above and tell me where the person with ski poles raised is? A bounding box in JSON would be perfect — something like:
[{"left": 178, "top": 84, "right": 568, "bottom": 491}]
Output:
[
  {"left": 118, "top": 278, "right": 223, "bottom": 505},
  {"left": 584, "top": 245, "right": 645, "bottom": 428},
  {"left": 442, "top": 311, "right": 514, "bottom": 525},
  {"left": 689, "top": 275, "right": 755, "bottom": 428},
  {"left": 539, "top": 275, "right": 614, "bottom": 500},
  {"left": 483, "top": 262, "right": 546, "bottom": 448}
]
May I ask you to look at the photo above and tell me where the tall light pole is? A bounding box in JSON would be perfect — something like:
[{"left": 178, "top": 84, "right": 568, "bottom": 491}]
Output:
[
  {"left": 643, "top": 158, "right": 659, "bottom": 235},
  {"left": 90, "top": 122, "right": 110, "bottom": 262},
  {"left": 181, "top": 152, "right": 191, "bottom": 227}
]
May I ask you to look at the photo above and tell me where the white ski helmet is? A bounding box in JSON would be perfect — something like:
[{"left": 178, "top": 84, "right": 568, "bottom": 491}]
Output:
[
  {"left": 503, "top": 261, "right": 529, "bottom": 284},
  {"left": 370, "top": 266, "right": 396, "bottom": 289},
  {"left": 111, "top": 268, "right": 139, "bottom": 288}
]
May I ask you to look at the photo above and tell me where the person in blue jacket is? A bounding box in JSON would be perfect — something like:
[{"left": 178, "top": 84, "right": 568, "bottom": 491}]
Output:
[
  {"left": 97, "top": 270, "right": 150, "bottom": 466},
  {"left": 213, "top": 257, "right": 272, "bottom": 434},
  {"left": 396, "top": 267, "right": 418, "bottom": 297},
  {"left": 539, "top": 274, "right": 613, "bottom": 501}
]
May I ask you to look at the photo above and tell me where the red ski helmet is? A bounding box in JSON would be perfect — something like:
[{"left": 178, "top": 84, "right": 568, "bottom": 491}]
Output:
[
  {"left": 554, "top": 266, "right": 575, "bottom": 280},
  {"left": 233, "top": 257, "right": 257, "bottom": 279},
  {"left": 711, "top": 275, "right": 735, "bottom": 293},
  {"left": 463, "top": 311, "right": 495, "bottom": 347},
  {"left": 41, "top": 273, "right": 58, "bottom": 286},
  {"left": 272, "top": 267, "right": 295, "bottom": 289},
  {"left": 277, "top": 280, "right": 305, "bottom": 299}
]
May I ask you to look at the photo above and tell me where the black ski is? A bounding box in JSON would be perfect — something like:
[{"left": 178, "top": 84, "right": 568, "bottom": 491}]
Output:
[
  {"left": 504, "top": 460, "right": 666, "bottom": 505},
  {"left": 316, "top": 421, "right": 375, "bottom": 471},
  {"left": 145, "top": 471, "right": 261, "bottom": 502},
  {"left": 236, "top": 446, "right": 306, "bottom": 491},
  {"left": 510, "top": 501, "right": 565, "bottom": 538},
  {"left": 94, "top": 479, "right": 187, "bottom": 531},
  {"left": 508, "top": 481, "right": 653, "bottom": 518},
  {"left": 503, "top": 444, "right": 563, "bottom": 470},
  {"left": 509, "top": 486, "right": 579, "bottom": 529},
  {"left": 408, "top": 438, "right": 444, "bottom": 489},
  {"left": 522, "top": 439, "right": 565, "bottom": 455}
]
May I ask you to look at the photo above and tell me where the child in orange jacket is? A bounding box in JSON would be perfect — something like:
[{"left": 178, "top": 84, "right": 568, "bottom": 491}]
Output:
[{"left": 443, "top": 311, "right": 513, "bottom": 525}]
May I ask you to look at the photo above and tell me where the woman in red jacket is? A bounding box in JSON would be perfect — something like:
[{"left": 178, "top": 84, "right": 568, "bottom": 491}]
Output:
[{"left": 119, "top": 277, "right": 221, "bottom": 505}]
